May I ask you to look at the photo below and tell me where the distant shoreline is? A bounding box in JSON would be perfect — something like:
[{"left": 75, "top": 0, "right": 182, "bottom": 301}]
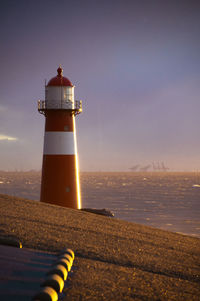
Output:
[{"left": 0, "top": 170, "right": 200, "bottom": 174}]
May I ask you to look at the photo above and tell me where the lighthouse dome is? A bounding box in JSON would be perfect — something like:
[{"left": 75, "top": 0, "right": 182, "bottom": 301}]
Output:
[{"left": 47, "top": 66, "right": 73, "bottom": 87}]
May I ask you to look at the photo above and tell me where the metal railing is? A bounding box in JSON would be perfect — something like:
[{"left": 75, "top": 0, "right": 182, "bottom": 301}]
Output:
[{"left": 38, "top": 100, "right": 82, "bottom": 115}]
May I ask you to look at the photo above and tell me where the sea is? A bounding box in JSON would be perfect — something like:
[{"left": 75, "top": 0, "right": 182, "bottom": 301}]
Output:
[{"left": 0, "top": 171, "right": 199, "bottom": 238}]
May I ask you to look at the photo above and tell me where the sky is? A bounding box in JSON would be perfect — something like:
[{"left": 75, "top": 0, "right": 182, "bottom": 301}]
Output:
[{"left": 0, "top": 0, "right": 200, "bottom": 171}]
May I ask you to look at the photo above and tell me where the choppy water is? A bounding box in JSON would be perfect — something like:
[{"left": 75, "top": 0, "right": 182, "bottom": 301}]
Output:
[{"left": 0, "top": 171, "right": 199, "bottom": 238}]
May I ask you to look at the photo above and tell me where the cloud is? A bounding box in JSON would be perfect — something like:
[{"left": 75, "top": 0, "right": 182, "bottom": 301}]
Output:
[{"left": 0, "top": 134, "right": 18, "bottom": 141}]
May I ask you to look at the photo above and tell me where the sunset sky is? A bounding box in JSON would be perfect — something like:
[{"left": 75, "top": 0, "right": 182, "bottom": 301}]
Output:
[{"left": 0, "top": 0, "right": 200, "bottom": 171}]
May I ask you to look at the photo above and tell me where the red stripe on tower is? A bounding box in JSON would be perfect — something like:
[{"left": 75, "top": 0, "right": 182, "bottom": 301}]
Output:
[{"left": 38, "top": 66, "right": 82, "bottom": 209}]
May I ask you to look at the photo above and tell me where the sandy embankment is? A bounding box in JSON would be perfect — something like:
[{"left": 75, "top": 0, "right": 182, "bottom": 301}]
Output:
[{"left": 0, "top": 194, "right": 199, "bottom": 300}]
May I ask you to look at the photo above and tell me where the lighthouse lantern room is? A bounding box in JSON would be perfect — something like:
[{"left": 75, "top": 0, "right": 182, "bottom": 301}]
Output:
[{"left": 38, "top": 66, "right": 82, "bottom": 209}]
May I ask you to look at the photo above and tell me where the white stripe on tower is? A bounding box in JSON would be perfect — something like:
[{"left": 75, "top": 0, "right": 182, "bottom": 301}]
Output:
[{"left": 43, "top": 132, "right": 75, "bottom": 155}]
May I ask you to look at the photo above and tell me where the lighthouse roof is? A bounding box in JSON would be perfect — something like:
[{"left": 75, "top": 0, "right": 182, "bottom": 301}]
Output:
[{"left": 47, "top": 66, "right": 73, "bottom": 87}]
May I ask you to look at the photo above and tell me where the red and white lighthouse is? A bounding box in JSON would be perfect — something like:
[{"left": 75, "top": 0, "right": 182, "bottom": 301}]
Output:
[{"left": 38, "top": 66, "right": 82, "bottom": 209}]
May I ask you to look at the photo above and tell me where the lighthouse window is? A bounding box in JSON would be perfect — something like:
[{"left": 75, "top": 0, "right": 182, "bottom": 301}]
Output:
[
  {"left": 64, "top": 125, "right": 69, "bottom": 131},
  {"left": 66, "top": 187, "right": 70, "bottom": 192}
]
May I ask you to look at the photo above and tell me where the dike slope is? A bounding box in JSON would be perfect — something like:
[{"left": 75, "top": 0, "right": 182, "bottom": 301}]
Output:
[{"left": 0, "top": 194, "right": 200, "bottom": 300}]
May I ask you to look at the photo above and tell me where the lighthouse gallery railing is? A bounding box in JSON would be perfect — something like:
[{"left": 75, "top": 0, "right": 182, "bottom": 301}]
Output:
[{"left": 38, "top": 100, "right": 82, "bottom": 115}]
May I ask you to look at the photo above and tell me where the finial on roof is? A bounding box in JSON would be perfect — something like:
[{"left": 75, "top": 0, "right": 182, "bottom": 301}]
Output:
[{"left": 57, "top": 65, "right": 63, "bottom": 77}]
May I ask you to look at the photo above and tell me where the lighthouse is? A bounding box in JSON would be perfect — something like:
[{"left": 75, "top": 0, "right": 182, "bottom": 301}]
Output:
[{"left": 38, "top": 66, "right": 82, "bottom": 209}]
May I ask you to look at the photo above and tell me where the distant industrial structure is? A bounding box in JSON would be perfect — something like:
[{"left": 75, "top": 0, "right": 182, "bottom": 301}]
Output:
[
  {"left": 152, "top": 162, "right": 169, "bottom": 172},
  {"left": 38, "top": 66, "right": 82, "bottom": 209},
  {"left": 129, "top": 162, "right": 169, "bottom": 172}
]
